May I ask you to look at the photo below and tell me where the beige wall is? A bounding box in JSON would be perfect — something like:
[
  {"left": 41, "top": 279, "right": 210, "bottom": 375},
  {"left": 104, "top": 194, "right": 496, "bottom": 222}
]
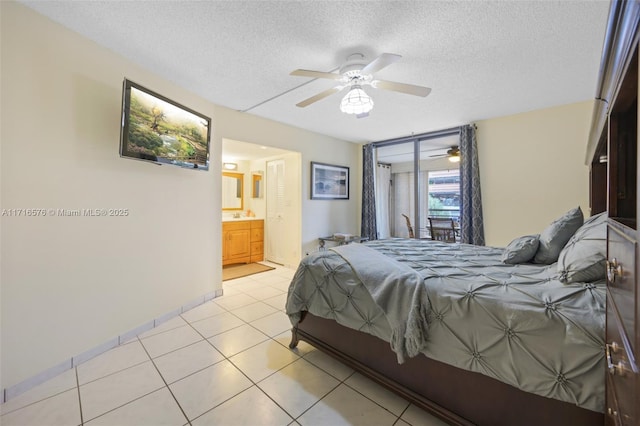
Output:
[
  {"left": 1, "top": 1, "right": 360, "bottom": 392},
  {"left": 477, "top": 101, "right": 593, "bottom": 247}
]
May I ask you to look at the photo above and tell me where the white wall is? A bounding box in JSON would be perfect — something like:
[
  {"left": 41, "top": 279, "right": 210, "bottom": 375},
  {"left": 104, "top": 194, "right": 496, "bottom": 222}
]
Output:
[
  {"left": 1, "top": 1, "right": 360, "bottom": 393},
  {"left": 476, "top": 101, "right": 593, "bottom": 247}
]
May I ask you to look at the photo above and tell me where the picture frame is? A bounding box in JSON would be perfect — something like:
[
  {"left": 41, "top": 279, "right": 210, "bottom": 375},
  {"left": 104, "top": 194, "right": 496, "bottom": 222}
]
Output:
[{"left": 310, "top": 162, "right": 349, "bottom": 200}]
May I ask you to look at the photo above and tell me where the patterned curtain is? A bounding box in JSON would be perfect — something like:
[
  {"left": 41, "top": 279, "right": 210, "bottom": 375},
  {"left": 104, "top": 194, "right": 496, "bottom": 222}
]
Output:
[
  {"left": 459, "top": 125, "right": 485, "bottom": 245},
  {"left": 361, "top": 143, "right": 377, "bottom": 240}
]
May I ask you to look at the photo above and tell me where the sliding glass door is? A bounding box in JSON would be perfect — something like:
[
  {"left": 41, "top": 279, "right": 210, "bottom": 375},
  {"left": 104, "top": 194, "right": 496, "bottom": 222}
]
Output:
[{"left": 374, "top": 132, "right": 460, "bottom": 239}]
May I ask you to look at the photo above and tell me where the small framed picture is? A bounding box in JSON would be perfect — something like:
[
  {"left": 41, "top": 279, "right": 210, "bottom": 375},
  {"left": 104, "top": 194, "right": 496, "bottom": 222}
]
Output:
[{"left": 310, "top": 162, "right": 349, "bottom": 200}]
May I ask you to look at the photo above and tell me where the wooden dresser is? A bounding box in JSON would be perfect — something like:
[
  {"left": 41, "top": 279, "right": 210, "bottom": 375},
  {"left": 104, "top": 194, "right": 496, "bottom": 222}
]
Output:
[
  {"left": 588, "top": 2, "right": 639, "bottom": 425},
  {"left": 222, "top": 219, "right": 264, "bottom": 266}
]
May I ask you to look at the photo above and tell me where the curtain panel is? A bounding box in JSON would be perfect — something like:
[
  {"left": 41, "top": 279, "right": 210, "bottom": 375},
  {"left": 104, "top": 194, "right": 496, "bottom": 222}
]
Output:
[
  {"left": 459, "top": 125, "right": 485, "bottom": 245},
  {"left": 361, "top": 144, "right": 377, "bottom": 240}
]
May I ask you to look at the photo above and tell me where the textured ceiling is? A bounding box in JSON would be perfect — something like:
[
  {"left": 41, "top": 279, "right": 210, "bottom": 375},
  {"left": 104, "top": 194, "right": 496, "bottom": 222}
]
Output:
[{"left": 22, "top": 1, "right": 610, "bottom": 144}]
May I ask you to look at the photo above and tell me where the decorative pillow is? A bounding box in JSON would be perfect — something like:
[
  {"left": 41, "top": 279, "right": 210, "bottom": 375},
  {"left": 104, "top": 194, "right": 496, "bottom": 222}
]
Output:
[
  {"left": 502, "top": 234, "right": 540, "bottom": 264},
  {"left": 557, "top": 212, "right": 607, "bottom": 283},
  {"left": 533, "top": 206, "right": 584, "bottom": 265}
]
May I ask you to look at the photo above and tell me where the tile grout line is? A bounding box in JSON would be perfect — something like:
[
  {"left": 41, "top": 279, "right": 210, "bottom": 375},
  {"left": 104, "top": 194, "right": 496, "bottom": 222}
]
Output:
[
  {"left": 0, "top": 381, "right": 79, "bottom": 417},
  {"left": 183, "top": 298, "right": 303, "bottom": 424},
  {"left": 74, "top": 367, "right": 84, "bottom": 426},
  {"left": 252, "top": 369, "right": 312, "bottom": 423},
  {"left": 137, "top": 336, "right": 192, "bottom": 426},
  {"left": 76, "top": 361, "right": 166, "bottom": 424},
  {"left": 396, "top": 403, "right": 413, "bottom": 425},
  {"left": 75, "top": 357, "right": 150, "bottom": 388},
  {"left": 182, "top": 319, "right": 264, "bottom": 424},
  {"left": 341, "top": 376, "right": 410, "bottom": 422},
  {"left": 290, "top": 368, "right": 356, "bottom": 422}
]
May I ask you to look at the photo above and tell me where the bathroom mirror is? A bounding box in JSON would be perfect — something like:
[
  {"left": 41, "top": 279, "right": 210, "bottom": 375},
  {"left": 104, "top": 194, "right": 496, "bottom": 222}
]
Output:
[
  {"left": 252, "top": 172, "right": 263, "bottom": 198},
  {"left": 222, "top": 172, "right": 244, "bottom": 210}
]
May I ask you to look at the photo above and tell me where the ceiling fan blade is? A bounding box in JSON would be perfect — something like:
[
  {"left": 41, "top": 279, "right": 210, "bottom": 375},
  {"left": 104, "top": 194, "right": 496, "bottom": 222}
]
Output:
[
  {"left": 290, "top": 69, "right": 343, "bottom": 81},
  {"left": 295, "top": 87, "right": 342, "bottom": 108},
  {"left": 373, "top": 80, "right": 431, "bottom": 97},
  {"left": 429, "top": 154, "right": 447, "bottom": 158},
  {"left": 361, "top": 53, "right": 402, "bottom": 75}
]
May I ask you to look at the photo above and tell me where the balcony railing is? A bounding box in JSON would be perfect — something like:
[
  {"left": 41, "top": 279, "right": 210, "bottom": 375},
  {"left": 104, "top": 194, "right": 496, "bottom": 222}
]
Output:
[{"left": 428, "top": 208, "right": 460, "bottom": 220}]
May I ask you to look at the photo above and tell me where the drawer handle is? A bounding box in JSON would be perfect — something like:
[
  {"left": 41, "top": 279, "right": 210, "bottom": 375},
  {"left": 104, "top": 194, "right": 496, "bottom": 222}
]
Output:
[
  {"left": 606, "top": 342, "right": 628, "bottom": 376},
  {"left": 606, "top": 258, "right": 623, "bottom": 283}
]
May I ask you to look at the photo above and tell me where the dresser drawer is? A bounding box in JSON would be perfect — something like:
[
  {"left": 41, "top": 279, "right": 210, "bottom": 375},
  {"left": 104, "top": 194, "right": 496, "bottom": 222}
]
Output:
[
  {"left": 606, "top": 374, "right": 622, "bottom": 426},
  {"left": 251, "top": 228, "right": 264, "bottom": 242},
  {"left": 250, "top": 219, "right": 264, "bottom": 229},
  {"left": 251, "top": 241, "right": 263, "bottom": 255},
  {"left": 605, "top": 299, "right": 638, "bottom": 426},
  {"left": 607, "top": 222, "right": 637, "bottom": 352},
  {"left": 223, "top": 220, "right": 251, "bottom": 231}
]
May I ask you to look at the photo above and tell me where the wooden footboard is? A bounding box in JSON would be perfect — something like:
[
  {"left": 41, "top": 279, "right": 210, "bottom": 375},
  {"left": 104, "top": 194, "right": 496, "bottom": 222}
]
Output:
[{"left": 290, "top": 312, "right": 604, "bottom": 426}]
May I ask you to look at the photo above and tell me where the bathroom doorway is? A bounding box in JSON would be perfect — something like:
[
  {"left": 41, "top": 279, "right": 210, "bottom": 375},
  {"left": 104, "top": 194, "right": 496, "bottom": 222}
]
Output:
[{"left": 222, "top": 139, "right": 302, "bottom": 268}]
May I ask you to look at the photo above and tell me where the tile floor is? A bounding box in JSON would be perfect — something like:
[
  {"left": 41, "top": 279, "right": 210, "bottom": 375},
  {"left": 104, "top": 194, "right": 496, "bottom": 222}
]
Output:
[{"left": 0, "top": 263, "right": 448, "bottom": 426}]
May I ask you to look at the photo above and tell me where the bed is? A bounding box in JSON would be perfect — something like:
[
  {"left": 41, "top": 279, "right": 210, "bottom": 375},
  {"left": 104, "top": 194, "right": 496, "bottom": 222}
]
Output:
[{"left": 286, "top": 211, "right": 606, "bottom": 426}]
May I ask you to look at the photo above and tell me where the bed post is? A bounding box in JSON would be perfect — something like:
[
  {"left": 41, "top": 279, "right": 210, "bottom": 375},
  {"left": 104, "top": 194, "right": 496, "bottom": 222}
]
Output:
[{"left": 289, "top": 326, "right": 299, "bottom": 349}]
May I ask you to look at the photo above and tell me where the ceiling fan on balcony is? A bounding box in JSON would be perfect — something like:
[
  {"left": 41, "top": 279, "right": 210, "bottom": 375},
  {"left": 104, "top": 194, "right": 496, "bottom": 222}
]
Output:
[
  {"left": 430, "top": 146, "right": 461, "bottom": 163},
  {"left": 290, "top": 53, "right": 431, "bottom": 118}
]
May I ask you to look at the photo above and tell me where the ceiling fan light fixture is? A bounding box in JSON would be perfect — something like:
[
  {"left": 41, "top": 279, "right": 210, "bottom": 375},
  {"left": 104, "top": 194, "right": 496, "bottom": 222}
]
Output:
[
  {"left": 340, "top": 85, "right": 374, "bottom": 115},
  {"left": 448, "top": 154, "right": 460, "bottom": 163}
]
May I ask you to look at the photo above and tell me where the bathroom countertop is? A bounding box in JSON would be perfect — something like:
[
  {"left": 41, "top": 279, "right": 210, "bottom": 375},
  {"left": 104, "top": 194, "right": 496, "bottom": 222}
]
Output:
[{"left": 222, "top": 216, "right": 263, "bottom": 222}]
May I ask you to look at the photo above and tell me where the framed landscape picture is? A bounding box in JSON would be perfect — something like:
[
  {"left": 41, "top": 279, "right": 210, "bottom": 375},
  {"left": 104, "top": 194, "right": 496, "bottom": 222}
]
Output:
[
  {"left": 119, "top": 79, "right": 211, "bottom": 171},
  {"left": 310, "top": 162, "right": 349, "bottom": 200}
]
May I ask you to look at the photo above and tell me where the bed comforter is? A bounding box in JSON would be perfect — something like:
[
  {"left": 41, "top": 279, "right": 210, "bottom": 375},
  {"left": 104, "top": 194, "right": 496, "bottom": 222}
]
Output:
[{"left": 285, "top": 238, "right": 605, "bottom": 412}]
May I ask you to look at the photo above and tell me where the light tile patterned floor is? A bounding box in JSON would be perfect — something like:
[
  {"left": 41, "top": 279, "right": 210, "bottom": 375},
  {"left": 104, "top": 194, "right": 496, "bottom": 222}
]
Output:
[{"left": 0, "top": 263, "right": 449, "bottom": 426}]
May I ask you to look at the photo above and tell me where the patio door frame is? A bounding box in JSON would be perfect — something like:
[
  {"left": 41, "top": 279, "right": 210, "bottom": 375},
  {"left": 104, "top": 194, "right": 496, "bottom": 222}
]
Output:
[{"left": 372, "top": 127, "right": 461, "bottom": 238}]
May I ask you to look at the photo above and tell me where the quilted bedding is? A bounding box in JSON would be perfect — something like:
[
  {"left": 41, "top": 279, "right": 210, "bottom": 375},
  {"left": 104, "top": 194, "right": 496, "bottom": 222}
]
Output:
[{"left": 285, "top": 238, "right": 606, "bottom": 412}]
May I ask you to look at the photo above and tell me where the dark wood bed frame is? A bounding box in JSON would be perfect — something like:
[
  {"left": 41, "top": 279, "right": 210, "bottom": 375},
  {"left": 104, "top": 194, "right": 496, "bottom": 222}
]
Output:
[{"left": 290, "top": 312, "right": 603, "bottom": 425}]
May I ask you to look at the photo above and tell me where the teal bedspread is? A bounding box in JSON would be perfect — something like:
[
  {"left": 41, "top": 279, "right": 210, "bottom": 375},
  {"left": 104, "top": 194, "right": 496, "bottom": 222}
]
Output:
[{"left": 285, "top": 238, "right": 605, "bottom": 412}]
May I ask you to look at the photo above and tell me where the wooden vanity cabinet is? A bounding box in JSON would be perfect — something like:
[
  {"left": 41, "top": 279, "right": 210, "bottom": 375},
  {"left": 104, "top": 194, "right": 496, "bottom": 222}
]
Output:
[{"left": 222, "top": 220, "right": 264, "bottom": 266}]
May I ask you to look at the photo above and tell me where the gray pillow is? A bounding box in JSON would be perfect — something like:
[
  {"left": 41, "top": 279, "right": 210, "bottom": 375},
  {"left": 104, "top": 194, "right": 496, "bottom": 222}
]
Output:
[
  {"left": 557, "top": 212, "right": 607, "bottom": 283},
  {"left": 502, "top": 234, "right": 540, "bottom": 264},
  {"left": 533, "top": 206, "right": 584, "bottom": 264}
]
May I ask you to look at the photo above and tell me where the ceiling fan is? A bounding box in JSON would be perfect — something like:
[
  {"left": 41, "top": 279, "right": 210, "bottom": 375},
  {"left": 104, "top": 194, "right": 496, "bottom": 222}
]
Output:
[
  {"left": 430, "top": 146, "right": 461, "bottom": 163},
  {"left": 290, "top": 53, "right": 431, "bottom": 118}
]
